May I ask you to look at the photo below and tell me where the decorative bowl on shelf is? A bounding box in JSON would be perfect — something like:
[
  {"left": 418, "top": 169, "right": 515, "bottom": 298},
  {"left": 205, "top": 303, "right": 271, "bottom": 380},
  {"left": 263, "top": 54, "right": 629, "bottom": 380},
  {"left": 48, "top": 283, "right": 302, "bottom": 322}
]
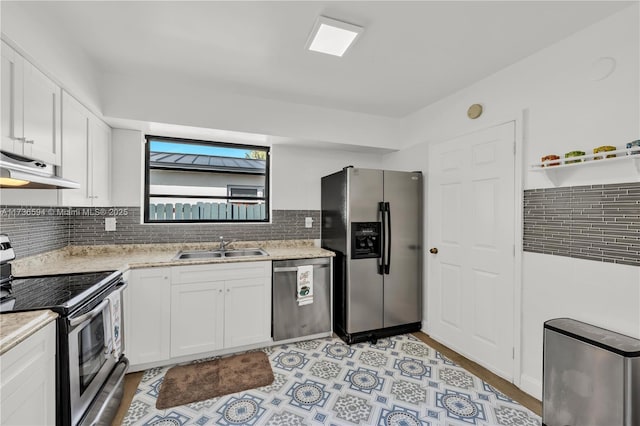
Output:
[
  {"left": 627, "top": 140, "right": 640, "bottom": 155},
  {"left": 541, "top": 154, "right": 560, "bottom": 167},
  {"left": 593, "top": 145, "right": 617, "bottom": 160},
  {"left": 565, "top": 150, "right": 586, "bottom": 164}
]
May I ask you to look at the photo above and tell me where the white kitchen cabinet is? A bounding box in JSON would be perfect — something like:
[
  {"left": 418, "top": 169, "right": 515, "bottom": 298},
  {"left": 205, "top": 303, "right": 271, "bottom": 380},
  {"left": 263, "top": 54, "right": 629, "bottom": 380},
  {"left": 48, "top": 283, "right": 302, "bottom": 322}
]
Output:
[
  {"left": 224, "top": 276, "right": 270, "bottom": 348},
  {"left": 170, "top": 261, "right": 271, "bottom": 359},
  {"left": 59, "top": 92, "right": 111, "bottom": 206},
  {"left": 125, "top": 267, "right": 171, "bottom": 366},
  {"left": 0, "top": 321, "right": 56, "bottom": 426},
  {"left": 170, "top": 281, "right": 225, "bottom": 357},
  {"left": 1, "top": 41, "right": 24, "bottom": 155},
  {"left": 0, "top": 41, "right": 61, "bottom": 165},
  {"left": 128, "top": 261, "right": 271, "bottom": 369},
  {"left": 89, "top": 118, "right": 111, "bottom": 206}
]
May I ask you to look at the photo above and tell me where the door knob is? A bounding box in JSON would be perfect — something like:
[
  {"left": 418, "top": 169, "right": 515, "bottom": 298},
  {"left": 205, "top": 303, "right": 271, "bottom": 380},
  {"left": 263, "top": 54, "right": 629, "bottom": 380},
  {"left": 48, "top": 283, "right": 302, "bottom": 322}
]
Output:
[{"left": 429, "top": 248, "right": 438, "bottom": 254}]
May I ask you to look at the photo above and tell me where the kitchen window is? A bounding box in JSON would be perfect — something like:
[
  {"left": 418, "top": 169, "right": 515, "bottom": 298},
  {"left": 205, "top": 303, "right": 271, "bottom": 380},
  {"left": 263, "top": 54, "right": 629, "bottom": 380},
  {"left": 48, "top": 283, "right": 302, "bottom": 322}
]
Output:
[{"left": 144, "top": 135, "right": 270, "bottom": 223}]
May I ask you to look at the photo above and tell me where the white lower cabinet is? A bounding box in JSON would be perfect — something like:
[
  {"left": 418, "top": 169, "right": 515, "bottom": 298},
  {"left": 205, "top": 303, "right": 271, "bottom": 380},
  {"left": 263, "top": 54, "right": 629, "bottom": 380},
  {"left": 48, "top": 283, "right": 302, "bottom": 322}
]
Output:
[
  {"left": 125, "top": 267, "right": 171, "bottom": 366},
  {"left": 224, "top": 276, "right": 270, "bottom": 348},
  {"left": 0, "top": 321, "right": 56, "bottom": 425},
  {"left": 128, "top": 261, "right": 271, "bottom": 369},
  {"left": 171, "top": 281, "right": 225, "bottom": 357}
]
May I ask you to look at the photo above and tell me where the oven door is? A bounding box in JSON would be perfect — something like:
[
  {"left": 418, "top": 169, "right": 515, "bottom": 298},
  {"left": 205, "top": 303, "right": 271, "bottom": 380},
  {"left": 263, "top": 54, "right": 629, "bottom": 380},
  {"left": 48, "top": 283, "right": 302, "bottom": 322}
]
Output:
[{"left": 67, "top": 291, "right": 118, "bottom": 426}]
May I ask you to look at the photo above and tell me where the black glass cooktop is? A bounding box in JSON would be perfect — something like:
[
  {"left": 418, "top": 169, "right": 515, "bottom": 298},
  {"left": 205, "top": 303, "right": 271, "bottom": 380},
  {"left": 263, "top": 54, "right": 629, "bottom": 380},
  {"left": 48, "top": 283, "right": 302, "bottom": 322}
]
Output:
[{"left": 0, "top": 271, "right": 121, "bottom": 314}]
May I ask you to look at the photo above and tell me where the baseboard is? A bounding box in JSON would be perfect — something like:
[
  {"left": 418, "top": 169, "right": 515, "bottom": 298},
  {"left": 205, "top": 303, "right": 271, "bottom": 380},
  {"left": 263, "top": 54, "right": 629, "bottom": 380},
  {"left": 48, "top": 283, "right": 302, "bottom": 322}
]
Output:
[
  {"left": 519, "top": 373, "right": 542, "bottom": 400},
  {"left": 129, "top": 339, "right": 274, "bottom": 372}
]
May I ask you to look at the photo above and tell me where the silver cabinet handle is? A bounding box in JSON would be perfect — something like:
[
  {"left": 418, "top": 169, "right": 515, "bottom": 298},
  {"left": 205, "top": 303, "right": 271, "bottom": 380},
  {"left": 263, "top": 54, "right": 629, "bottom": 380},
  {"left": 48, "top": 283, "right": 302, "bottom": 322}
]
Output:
[{"left": 24, "top": 139, "right": 34, "bottom": 144}]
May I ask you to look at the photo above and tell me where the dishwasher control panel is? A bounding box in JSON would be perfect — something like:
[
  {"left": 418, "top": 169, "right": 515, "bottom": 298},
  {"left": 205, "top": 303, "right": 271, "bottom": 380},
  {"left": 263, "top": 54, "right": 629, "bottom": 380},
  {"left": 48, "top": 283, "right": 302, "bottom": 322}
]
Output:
[{"left": 351, "top": 222, "right": 381, "bottom": 259}]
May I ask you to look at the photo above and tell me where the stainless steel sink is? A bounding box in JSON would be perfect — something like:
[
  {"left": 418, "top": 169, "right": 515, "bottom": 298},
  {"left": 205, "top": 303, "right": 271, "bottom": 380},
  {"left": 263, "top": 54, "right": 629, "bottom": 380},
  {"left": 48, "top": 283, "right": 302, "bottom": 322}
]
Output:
[
  {"left": 223, "top": 249, "right": 267, "bottom": 257},
  {"left": 173, "top": 248, "right": 268, "bottom": 260},
  {"left": 174, "top": 251, "right": 224, "bottom": 260}
]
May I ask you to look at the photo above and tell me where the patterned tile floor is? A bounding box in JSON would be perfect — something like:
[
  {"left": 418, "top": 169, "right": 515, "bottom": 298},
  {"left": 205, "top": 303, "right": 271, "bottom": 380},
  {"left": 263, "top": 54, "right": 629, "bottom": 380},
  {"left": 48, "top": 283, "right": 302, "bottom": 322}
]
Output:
[{"left": 123, "top": 334, "right": 541, "bottom": 425}]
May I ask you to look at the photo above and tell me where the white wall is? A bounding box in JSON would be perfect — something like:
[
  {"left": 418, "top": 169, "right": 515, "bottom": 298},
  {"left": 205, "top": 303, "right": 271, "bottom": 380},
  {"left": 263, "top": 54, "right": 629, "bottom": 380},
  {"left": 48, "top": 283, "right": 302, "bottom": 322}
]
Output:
[
  {"left": 384, "top": 4, "right": 640, "bottom": 400},
  {"left": 519, "top": 253, "right": 640, "bottom": 398},
  {"left": 100, "top": 71, "right": 402, "bottom": 152},
  {"left": 392, "top": 4, "right": 639, "bottom": 189},
  {"left": 270, "top": 144, "right": 384, "bottom": 210}
]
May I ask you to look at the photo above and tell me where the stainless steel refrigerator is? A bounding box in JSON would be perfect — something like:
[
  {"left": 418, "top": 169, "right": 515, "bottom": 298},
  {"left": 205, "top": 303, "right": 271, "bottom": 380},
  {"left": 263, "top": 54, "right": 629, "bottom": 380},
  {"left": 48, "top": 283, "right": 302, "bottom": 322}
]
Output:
[{"left": 321, "top": 167, "right": 422, "bottom": 344}]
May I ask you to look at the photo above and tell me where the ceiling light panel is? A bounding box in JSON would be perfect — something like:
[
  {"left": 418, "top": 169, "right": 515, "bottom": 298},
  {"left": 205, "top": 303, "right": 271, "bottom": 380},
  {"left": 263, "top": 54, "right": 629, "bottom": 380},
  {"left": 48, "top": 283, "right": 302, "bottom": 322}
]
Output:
[{"left": 306, "top": 16, "right": 363, "bottom": 57}]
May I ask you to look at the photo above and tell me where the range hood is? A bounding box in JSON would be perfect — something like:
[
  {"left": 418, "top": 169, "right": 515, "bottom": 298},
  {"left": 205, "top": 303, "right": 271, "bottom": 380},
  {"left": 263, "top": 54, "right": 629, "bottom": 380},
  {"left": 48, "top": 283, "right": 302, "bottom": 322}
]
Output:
[{"left": 0, "top": 151, "right": 80, "bottom": 189}]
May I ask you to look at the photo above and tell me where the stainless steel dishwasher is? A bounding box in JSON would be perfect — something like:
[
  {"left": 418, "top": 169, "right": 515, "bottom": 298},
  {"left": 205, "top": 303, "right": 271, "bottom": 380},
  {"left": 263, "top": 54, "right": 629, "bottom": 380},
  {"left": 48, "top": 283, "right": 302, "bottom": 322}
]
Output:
[{"left": 272, "top": 257, "right": 332, "bottom": 342}]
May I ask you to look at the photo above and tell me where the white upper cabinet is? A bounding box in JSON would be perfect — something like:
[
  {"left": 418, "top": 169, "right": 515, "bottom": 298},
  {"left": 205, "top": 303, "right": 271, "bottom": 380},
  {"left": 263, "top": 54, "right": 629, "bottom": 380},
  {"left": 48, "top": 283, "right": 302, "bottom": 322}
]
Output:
[
  {"left": 1, "top": 41, "right": 24, "bottom": 155},
  {"left": 1, "top": 41, "right": 61, "bottom": 165},
  {"left": 59, "top": 91, "right": 111, "bottom": 207},
  {"left": 89, "top": 118, "right": 111, "bottom": 206}
]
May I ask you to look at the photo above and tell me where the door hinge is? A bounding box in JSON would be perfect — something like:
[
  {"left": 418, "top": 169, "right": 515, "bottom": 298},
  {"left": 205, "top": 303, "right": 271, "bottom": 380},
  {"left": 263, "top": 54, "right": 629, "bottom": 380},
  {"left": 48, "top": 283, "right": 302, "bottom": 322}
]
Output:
[
  {"left": 513, "top": 245, "right": 515, "bottom": 256},
  {"left": 513, "top": 141, "right": 516, "bottom": 155},
  {"left": 512, "top": 347, "right": 515, "bottom": 359}
]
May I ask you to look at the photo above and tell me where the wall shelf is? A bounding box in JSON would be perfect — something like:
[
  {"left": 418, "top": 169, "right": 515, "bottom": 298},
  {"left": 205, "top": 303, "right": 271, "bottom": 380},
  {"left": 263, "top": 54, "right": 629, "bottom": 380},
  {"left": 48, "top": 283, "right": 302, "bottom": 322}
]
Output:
[{"left": 530, "top": 148, "right": 640, "bottom": 186}]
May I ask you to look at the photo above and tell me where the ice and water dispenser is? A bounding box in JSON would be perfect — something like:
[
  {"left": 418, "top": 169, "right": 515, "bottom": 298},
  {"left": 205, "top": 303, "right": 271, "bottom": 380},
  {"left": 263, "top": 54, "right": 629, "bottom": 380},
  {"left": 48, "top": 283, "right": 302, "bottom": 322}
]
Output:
[
  {"left": 543, "top": 318, "right": 640, "bottom": 426},
  {"left": 350, "top": 222, "right": 381, "bottom": 259}
]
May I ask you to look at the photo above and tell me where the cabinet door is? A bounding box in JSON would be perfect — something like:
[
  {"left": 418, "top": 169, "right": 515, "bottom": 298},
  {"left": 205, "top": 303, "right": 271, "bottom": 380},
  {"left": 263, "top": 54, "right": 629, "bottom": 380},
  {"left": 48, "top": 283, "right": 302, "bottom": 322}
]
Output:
[
  {"left": 126, "top": 268, "right": 171, "bottom": 366},
  {"left": 60, "top": 92, "right": 90, "bottom": 206},
  {"left": 224, "top": 276, "right": 270, "bottom": 348},
  {"left": 90, "top": 119, "right": 111, "bottom": 206},
  {"left": 171, "top": 281, "right": 224, "bottom": 357},
  {"left": 1, "top": 41, "right": 24, "bottom": 155},
  {"left": 0, "top": 322, "right": 56, "bottom": 426},
  {"left": 22, "top": 61, "right": 61, "bottom": 165}
]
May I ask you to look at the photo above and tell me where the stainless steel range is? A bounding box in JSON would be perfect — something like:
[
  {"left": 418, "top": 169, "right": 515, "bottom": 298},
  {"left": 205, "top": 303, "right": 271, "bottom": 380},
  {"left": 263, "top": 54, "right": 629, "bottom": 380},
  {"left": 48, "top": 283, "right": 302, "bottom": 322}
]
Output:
[{"left": 0, "top": 234, "right": 129, "bottom": 425}]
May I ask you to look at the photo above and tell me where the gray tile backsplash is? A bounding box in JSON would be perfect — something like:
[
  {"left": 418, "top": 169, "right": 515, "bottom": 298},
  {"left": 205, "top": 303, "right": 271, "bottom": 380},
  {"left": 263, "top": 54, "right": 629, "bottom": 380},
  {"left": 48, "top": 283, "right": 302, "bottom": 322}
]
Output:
[
  {"left": 523, "top": 183, "right": 640, "bottom": 266},
  {"left": 0, "top": 206, "right": 320, "bottom": 258},
  {"left": 0, "top": 206, "right": 70, "bottom": 258},
  {"left": 69, "top": 208, "right": 320, "bottom": 245}
]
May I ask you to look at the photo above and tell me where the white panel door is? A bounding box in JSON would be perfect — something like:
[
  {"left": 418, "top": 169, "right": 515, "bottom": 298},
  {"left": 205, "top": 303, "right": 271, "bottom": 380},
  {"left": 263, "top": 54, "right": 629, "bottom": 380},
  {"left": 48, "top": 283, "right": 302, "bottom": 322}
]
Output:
[
  {"left": 224, "top": 277, "right": 270, "bottom": 348},
  {"left": 1, "top": 41, "right": 24, "bottom": 155},
  {"left": 428, "top": 122, "right": 516, "bottom": 380},
  {"left": 22, "top": 61, "right": 61, "bottom": 165},
  {"left": 90, "top": 119, "right": 111, "bottom": 206},
  {"left": 171, "top": 281, "right": 224, "bottom": 357},
  {"left": 126, "top": 268, "right": 171, "bottom": 366},
  {"left": 60, "top": 92, "right": 91, "bottom": 206}
]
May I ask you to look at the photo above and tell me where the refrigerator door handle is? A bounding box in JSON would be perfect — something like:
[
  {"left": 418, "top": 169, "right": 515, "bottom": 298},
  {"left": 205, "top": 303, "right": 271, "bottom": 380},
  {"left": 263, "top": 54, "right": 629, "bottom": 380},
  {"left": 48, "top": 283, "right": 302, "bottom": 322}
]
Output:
[
  {"left": 378, "top": 202, "right": 386, "bottom": 275},
  {"left": 384, "top": 201, "right": 391, "bottom": 274}
]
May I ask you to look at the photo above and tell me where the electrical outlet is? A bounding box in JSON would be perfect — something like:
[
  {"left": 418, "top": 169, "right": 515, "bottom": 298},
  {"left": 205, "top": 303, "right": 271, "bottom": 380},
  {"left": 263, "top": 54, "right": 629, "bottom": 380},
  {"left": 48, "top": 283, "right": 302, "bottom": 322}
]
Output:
[
  {"left": 105, "top": 217, "right": 117, "bottom": 232},
  {"left": 305, "top": 217, "right": 313, "bottom": 228}
]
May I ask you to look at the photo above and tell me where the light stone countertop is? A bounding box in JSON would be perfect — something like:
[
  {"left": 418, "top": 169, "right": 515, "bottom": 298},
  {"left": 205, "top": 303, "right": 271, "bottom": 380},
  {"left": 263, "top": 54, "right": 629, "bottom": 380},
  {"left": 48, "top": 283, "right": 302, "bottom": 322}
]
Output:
[
  {"left": 0, "top": 310, "right": 58, "bottom": 355},
  {"left": 11, "top": 240, "right": 335, "bottom": 276},
  {"left": 4, "top": 240, "right": 333, "bottom": 349}
]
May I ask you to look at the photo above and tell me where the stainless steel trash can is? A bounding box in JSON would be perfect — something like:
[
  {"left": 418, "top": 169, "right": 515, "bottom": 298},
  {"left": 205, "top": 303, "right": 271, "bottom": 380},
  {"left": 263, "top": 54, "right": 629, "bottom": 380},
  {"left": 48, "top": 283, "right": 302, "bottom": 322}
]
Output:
[{"left": 543, "top": 318, "right": 640, "bottom": 426}]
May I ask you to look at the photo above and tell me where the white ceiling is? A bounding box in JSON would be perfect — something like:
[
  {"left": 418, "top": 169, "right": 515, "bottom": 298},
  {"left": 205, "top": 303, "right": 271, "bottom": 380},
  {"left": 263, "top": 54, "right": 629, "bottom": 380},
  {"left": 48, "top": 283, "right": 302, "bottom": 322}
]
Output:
[{"left": 6, "top": 1, "right": 631, "bottom": 118}]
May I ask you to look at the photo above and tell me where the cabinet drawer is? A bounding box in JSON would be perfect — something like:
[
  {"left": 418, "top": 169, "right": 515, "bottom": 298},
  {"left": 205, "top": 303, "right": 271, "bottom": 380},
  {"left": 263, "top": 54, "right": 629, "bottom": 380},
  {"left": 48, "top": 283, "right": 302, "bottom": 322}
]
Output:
[{"left": 171, "top": 261, "right": 271, "bottom": 284}]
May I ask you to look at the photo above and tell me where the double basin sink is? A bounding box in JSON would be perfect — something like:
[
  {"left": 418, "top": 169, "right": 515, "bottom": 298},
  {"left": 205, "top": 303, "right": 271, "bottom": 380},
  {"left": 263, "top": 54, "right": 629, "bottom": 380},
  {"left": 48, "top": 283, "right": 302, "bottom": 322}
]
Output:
[{"left": 173, "top": 248, "right": 268, "bottom": 261}]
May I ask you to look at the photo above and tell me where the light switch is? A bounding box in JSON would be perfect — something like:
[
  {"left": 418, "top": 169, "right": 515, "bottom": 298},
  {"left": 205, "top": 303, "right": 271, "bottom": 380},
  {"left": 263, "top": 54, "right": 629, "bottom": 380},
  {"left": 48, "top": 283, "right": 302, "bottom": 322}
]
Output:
[
  {"left": 305, "top": 217, "right": 313, "bottom": 228},
  {"left": 105, "top": 217, "right": 117, "bottom": 231}
]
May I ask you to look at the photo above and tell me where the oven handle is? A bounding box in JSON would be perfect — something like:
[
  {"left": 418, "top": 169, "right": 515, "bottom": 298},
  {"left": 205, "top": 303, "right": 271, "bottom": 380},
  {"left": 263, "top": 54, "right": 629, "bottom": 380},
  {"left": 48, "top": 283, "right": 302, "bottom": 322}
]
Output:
[{"left": 69, "top": 298, "right": 109, "bottom": 327}]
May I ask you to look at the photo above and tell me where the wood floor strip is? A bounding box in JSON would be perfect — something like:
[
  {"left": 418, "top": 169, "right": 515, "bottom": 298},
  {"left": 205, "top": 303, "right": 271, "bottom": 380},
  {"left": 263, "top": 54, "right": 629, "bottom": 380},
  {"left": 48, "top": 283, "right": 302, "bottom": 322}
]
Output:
[{"left": 412, "top": 331, "right": 542, "bottom": 416}]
